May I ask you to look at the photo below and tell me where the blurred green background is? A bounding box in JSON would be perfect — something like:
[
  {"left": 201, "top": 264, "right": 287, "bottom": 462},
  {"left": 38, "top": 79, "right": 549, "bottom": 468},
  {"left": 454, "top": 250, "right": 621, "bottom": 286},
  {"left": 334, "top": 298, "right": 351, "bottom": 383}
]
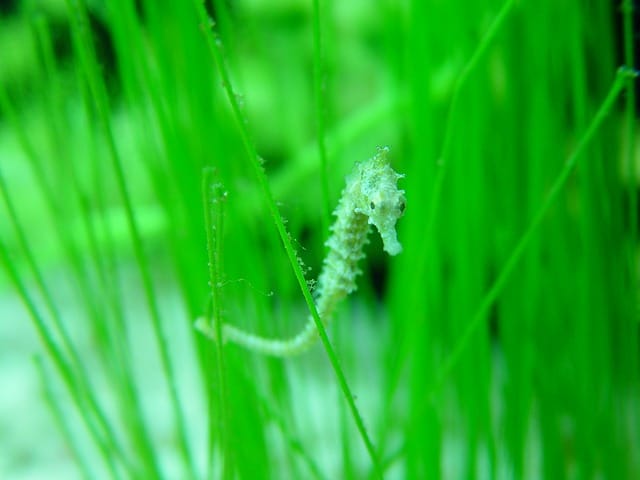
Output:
[{"left": 1, "top": 0, "right": 639, "bottom": 478}]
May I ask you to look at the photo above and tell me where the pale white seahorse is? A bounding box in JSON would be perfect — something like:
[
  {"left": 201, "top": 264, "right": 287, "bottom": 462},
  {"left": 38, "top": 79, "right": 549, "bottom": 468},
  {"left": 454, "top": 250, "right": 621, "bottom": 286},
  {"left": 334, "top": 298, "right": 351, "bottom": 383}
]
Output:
[{"left": 196, "top": 146, "right": 406, "bottom": 356}]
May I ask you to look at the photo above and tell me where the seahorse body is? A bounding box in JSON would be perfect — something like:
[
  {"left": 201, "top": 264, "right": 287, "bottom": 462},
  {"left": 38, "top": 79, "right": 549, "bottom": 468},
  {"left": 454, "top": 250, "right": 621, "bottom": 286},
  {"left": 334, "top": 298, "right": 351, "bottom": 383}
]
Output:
[{"left": 197, "top": 147, "right": 406, "bottom": 356}]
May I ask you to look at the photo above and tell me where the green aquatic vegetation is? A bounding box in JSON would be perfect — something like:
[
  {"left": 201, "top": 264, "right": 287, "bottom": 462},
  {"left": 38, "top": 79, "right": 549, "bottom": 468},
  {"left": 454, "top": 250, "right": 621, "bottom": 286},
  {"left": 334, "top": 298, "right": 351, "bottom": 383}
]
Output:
[{"left": 0, "top": 0, "right": 638, "bottom": 478}]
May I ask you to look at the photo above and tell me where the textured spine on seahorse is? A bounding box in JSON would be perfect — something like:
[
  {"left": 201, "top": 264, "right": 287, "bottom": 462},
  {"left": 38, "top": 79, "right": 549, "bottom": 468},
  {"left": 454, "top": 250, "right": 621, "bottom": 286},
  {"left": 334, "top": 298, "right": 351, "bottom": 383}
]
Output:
[{"left": 197, "top": 146, "right": 406, "bottom": 356}]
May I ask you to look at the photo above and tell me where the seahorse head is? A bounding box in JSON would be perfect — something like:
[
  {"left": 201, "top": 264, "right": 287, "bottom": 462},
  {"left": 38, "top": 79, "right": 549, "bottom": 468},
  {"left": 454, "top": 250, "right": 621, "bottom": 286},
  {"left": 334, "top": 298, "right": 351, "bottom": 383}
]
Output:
[{"left": 355, "top": 146, "right": 406, "bottom": 255}]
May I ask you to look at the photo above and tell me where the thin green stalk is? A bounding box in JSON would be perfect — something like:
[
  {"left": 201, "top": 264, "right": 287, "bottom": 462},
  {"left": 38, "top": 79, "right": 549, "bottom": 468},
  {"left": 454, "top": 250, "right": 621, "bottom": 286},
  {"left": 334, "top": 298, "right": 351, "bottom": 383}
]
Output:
[
  {"left": 201, "top": 168, "right": 233, "bottom": 480},
  {"left": 622, "top": 0, "right": 638, "bottom": 299},
  {"left": 64, "top": 0, "right": 197, "bottom": 476},
  {"left": 382, "top": 0, "right": 520, "bottom": 457},
  {"left": 0, "top": 162, "right": 75, "bottom": 397},
  {"left": 0, "top": 235, "right": 124, "bottom": 479},
  {"left": 312, "top": 0, "right": 332, "bottom": 235},
  {"left": 192, "top": 3, "right": 382, "bottom": 476},
  {"left": 0, "top": 77, "right": 101, "bottom": 324},
  {"left": 0, "top": 163, "right": 147, "bottom": 478},
  {"left": 1, "top": 81, "right": 158, "bottom": 480},
  {"left": 254, "top": 391, "right": 326, "bottom": 480},
  {"left": 31, "top": 15, "right": 65, "bottom": 160},
  {"left": 431, "top": 66, "right": 636, "bottom": 398},
  {"left": 31, "top": 16, "right": 162, "bottom": 473},
  {"left": 384, "top": 67, "right": 635, "bottom": 468},
  {"left": 425, "top": 0, "right": 518, "bottom": 251},
  {"left": 77, "top": 197, "right": 163, "bottom": 477},
  {"left": 35, "top": 356, "right": 97, "bottom": 480},
  {"left": 395, "top": 0, "right": 518, "bottom": 394}
]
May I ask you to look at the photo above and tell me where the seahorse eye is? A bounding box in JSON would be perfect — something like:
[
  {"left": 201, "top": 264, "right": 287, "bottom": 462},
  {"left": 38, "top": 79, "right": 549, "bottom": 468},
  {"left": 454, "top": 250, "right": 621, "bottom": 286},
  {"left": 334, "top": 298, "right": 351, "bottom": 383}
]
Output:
[
  {"left": 398, "top": 201, "right": 405, "bottom": 213},
  {"left": 370, "top": 201, "right": 375, "bottom": 210}
]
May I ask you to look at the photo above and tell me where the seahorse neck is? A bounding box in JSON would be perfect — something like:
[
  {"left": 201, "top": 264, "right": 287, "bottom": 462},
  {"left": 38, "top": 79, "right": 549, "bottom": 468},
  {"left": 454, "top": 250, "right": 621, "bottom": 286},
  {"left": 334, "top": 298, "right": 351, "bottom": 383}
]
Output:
[{"left": 315, "top": 200, "right": 370, "bottom": 320}]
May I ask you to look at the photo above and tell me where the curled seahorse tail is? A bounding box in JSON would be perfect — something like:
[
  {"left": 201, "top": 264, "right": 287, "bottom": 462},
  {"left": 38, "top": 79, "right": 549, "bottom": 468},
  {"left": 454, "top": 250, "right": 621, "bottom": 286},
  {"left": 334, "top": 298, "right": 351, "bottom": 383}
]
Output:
[
  {"left": 194, "top": 317, "right": 222, "bottom": 342},
  {"left": 228, "top": 323, "right": 319, "bottom": 356},
  {"left": 197, "top": 318, "right": 321, "bottom": 357}
]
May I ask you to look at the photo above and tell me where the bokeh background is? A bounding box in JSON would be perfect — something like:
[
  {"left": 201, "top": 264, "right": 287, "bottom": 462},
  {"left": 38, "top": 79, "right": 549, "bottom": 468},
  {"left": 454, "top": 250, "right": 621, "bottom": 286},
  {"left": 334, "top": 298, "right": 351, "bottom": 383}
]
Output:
[{"left": 1, "top": 0, "right": 639, "bottom": 478}]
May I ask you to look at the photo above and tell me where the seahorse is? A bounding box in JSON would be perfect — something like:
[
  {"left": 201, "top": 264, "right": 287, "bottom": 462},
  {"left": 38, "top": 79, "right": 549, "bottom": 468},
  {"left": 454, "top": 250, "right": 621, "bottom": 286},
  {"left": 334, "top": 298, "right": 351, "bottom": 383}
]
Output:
[{"left": 196, "top": 146, "right": 406, "bottom": 356}]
